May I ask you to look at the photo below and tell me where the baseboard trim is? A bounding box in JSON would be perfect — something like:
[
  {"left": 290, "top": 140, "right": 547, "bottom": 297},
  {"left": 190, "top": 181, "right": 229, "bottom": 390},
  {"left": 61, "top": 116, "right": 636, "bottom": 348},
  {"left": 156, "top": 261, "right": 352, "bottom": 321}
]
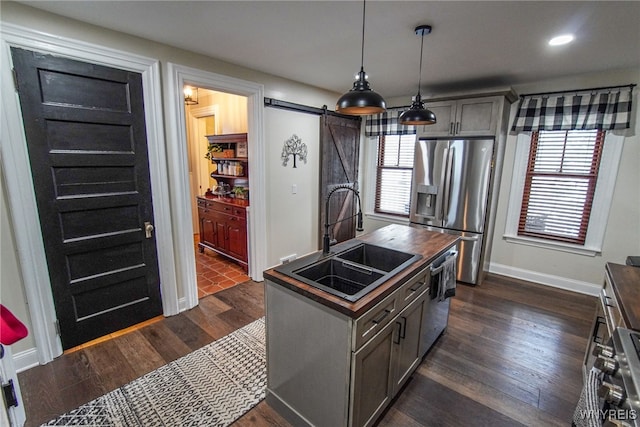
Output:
[
  {"left": 488, "top": 262, "right": 601, "bottom": 296},
  {"left": 265, "top": 389, "right": 313, "bottom": 427},
  {"left": 13, "top": 348, "right": 39, "bottom": 373},
  {"left": 178, "top": 296, "right": 190, "bottom": 313}
]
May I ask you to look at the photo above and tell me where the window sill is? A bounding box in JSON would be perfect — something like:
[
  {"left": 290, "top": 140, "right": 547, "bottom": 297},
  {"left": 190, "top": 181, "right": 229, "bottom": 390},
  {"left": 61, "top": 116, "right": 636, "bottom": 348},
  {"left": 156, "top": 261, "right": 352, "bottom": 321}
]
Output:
[
  {"left": 502, "top": 234, "right": 601, "bottom": 257},
  {"left": 365, "top": 211, "right": 411, "bottom": 225}
]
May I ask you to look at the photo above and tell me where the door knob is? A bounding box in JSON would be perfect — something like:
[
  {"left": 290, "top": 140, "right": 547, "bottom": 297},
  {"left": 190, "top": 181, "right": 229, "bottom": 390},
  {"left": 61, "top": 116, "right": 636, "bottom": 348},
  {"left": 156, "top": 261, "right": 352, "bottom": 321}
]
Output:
[{"left": 144, "top": 222, "right": 154, "bottom": 239}]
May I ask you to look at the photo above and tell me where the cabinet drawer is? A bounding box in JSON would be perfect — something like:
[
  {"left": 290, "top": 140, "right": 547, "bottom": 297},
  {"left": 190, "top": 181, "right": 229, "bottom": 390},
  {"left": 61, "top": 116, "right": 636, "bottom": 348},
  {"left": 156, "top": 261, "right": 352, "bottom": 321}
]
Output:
[
  {"left": 211, "top": 201, "right": 231, "bottom": 213},
  {"left": 197, "top": 198, "right": 214, "bottom": 209},
  {"left": 397, "top": 267, "right": 430, "bottom": 311},
  {"left": 353, "top": 294, "right": 399, "bottom": 351},
  {"left": 198, "top": 206, "right": 214, "bottom": 218},
  {"left": 211, "top": 202, "right": 246, "bottom": 217},
  {"left": 232, "top": 207, "right": 246, "bottom": 218}
]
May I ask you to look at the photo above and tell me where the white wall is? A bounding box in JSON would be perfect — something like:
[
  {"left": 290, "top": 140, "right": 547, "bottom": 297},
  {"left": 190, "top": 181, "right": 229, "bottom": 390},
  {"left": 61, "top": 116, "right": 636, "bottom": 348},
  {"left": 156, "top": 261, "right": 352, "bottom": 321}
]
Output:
[
  {"left": 265, "top": 109, "right": 321, "bottom": 268},
  {"left": 0, "top": 166, "right": 35, "bottom": 353},
  {"left": 489, "top": 69, "right": 640, "bottom": 294}
]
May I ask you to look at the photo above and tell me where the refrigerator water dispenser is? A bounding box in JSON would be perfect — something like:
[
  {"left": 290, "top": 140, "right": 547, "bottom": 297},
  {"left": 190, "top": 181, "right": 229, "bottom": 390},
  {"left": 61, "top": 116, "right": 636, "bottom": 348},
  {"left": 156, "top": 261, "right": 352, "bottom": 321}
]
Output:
[{"left": 415, "top": 184, "right": 438, "bottom": 219}]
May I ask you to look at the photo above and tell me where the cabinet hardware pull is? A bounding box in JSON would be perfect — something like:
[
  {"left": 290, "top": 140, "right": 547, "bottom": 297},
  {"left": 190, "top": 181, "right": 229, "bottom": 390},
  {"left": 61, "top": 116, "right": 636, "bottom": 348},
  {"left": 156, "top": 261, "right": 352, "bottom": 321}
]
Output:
[
  {"left": 409, "top": 281, "right": 424, "bottom": 292},
  {"left": 371, "top": 309, "right": 390, "bottom": 325},
  {"left": 456, "top": 122, "right": 460, "bottom": 134},
  {"left": 450, "top": 122, "right": 454, "bottom": 135},
  {"left": 400, "top": 317, "right": 407, "bottom": 340},
  {"left": 394, "top": 322, "right": 402, "bottom": 344}
]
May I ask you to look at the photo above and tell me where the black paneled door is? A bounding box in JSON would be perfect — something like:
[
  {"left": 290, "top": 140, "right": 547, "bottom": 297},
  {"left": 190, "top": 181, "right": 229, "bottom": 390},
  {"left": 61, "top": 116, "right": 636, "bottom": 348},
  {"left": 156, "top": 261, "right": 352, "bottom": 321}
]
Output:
[{"left": 11, "top": 48, "right": 163, "bottom": 350}]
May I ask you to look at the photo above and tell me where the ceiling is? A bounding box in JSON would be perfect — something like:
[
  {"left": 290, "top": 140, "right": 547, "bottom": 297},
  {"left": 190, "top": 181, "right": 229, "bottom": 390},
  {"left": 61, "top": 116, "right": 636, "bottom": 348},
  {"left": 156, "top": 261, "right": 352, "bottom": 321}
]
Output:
[{"left": 17, "top": 1, "right": 640, "bottom": 98}]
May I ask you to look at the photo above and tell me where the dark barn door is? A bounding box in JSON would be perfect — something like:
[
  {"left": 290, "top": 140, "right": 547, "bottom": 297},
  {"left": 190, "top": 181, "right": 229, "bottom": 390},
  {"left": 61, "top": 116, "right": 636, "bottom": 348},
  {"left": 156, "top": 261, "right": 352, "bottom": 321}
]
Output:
[
  {"left": 11, "top": 48, "right": 163, "bottom": 350},
  {"left": 319, "top": 114, "right": 362, "bottom": 247}
]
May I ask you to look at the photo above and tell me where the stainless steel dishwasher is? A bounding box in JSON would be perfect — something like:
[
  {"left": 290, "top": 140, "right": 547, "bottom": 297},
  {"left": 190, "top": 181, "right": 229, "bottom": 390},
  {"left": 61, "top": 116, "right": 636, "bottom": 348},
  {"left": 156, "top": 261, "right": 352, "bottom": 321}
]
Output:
[{"left": 420, "top": 249, "right": 458, "bottom": 357}]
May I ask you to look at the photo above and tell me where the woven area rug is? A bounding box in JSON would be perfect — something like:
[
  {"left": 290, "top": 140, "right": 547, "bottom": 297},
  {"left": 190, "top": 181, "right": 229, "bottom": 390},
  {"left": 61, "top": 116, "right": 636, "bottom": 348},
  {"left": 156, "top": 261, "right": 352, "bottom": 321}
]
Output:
[{"left": 41, "top": 317, "right": 266, "bottom": 426}]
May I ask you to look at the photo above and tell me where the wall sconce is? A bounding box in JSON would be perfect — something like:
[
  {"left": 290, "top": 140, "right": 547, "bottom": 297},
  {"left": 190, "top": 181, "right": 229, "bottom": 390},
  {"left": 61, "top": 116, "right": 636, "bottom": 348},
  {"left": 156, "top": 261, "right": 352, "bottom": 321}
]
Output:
[
  {"left": 184, "top": 86, "right": 198, "bottom": 105},
  {"left": 281, "top": 134, "right": 307, "bottom": 168}
]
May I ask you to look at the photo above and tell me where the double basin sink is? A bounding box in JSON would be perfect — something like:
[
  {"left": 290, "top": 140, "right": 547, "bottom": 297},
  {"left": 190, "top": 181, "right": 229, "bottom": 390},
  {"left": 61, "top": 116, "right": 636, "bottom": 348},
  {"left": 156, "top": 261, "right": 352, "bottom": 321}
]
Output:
[{"left": 274, "top": 241, "right": 422, "bottom": 302}]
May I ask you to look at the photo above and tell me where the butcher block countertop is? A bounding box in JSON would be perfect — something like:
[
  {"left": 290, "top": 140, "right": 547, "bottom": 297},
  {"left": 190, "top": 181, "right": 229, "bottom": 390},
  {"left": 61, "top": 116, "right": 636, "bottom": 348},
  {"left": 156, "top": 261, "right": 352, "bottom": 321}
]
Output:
[
  {"left": 263, "top": 224, "right": 458, "bottom": 318},
  {"left": 606, "top": 262, "right": 640, "bottom": 331}
]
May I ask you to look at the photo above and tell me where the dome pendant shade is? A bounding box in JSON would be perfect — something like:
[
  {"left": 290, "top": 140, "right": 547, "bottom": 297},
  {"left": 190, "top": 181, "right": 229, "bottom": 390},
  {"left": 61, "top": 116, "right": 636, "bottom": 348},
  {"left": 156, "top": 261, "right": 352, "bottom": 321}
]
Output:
[
  {"left": 399, "top": 24, "right": 436, "bottom": 126},
  {"left": 336, "top": 0, "right": 386, "bottom": 115},
  {"left": 336, "top": 68, "right": 386, "bottom": 115},
  {"left": 398, "top": 94, "right": 436, "bottom": 125}
]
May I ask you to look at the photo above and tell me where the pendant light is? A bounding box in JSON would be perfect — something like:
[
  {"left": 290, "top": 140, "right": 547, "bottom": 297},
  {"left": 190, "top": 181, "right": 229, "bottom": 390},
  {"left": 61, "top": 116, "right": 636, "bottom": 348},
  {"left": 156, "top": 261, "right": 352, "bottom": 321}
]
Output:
[
  {"left": 335, "top": 0, "right": 386, "bottom": 115},
  {"left": 399, "top": 25, "right": 436, "bottom": 125}
]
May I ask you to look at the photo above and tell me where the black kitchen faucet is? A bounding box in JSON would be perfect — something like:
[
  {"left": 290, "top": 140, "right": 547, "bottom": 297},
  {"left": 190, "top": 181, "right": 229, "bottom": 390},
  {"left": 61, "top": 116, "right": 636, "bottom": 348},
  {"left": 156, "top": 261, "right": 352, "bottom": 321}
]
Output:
[{"left": 322, "top": 184, "right": 364, "bottom": 255}]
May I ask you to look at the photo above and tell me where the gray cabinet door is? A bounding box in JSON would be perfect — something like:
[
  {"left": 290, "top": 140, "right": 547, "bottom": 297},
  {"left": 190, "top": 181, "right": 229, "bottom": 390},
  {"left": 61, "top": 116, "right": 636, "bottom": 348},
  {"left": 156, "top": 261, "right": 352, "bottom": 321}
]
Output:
[
  {"left": 350, "top": 319, "right": 397, "bottom": 427},
  {"left": 392, "top": 292, "right": 428, "bottom": 395},
  {"left": 419, "top": 100, "right": 456, "bottom": 137},
  {"left": 455, "top": 97, "right": 499, "bottom": 136},
  {"left": 420, "top": 97, "right": 500, "bottom": 138}
]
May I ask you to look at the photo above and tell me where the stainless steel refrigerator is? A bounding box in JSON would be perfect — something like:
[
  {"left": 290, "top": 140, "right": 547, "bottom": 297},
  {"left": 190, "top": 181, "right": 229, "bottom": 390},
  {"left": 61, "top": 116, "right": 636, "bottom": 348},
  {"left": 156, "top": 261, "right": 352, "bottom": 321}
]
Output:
[{"left": 409, "top": 137, "right": 494, "bottom": 285}]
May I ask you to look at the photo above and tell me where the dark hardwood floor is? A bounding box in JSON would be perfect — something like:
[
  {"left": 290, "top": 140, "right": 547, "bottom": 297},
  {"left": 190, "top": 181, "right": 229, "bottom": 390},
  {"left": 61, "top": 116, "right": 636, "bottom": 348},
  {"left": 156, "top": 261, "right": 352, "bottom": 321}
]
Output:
[{"left": 18, "top": 274, "right": 596, "bottom": 427}]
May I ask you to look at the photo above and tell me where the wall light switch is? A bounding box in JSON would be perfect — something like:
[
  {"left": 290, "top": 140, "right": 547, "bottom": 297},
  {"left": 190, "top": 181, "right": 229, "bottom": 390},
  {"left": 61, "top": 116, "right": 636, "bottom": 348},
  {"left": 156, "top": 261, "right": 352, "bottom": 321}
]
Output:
[{"left": 291, "top": 184, "right": 297, "bottom": 194}]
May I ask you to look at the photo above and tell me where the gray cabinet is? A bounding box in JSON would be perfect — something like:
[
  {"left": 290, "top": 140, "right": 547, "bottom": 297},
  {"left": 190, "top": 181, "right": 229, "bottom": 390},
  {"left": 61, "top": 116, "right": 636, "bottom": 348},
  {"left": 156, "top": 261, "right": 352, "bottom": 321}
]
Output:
[
  {"left": 392, "top": 291, "right": 428, "bottom": 393},
  {"left": 350, "top": 318, "right": 396, "bottom": 427},
  {"left": 350, "top": 290, "right": 428, "bottom": 427},
  {"left": 423, "top": 96, "right": 500, "bottom": 137},
  {"left": 265, "top": 257, "right": 443, "bottom": 427}
]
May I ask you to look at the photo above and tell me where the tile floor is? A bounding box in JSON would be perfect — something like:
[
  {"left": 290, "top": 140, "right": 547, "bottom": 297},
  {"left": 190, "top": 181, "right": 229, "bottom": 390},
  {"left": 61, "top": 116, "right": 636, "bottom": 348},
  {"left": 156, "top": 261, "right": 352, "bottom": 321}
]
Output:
[{"left": 194, "top": 235, "right": 250, "bottom": 298}]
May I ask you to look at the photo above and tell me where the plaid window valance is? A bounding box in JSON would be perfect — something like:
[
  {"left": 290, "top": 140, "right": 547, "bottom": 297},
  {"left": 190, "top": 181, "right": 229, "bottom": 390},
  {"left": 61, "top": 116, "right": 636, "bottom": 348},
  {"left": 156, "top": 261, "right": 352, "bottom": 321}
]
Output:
[
  {"left": 365, "top": 108, "right": 416, "bottom": 137},
  {"left": 511, "top": 86, "right": 633, "bottom": 132}
]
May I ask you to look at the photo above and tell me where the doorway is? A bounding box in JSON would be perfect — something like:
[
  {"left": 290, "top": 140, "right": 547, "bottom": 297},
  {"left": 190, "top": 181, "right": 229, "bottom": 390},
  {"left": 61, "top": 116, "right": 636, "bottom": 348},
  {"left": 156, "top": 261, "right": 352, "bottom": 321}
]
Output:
[{"left": 183, "top": 87, "right": 251, "bottom": 298}]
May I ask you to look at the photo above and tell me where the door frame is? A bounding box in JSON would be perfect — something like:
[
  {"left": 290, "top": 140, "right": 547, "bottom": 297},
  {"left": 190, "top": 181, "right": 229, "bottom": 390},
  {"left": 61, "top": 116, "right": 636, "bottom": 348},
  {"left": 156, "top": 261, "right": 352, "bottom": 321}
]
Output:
[
  {"left": 186, "top": 104, "right": 221, "bottom": 230},
  {"left": 0, "top": 23, "right": 178, "bottom": 363},
  {"left": 166, "top": 63, "right": 267, "bottom": 311}
]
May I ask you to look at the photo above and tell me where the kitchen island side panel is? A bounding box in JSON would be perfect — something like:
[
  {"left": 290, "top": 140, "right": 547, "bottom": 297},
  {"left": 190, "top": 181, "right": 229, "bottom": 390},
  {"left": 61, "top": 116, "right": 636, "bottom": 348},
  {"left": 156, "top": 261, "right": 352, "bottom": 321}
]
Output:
[{"left": 265, "top": 280, "right": 352, "bottom": 427}]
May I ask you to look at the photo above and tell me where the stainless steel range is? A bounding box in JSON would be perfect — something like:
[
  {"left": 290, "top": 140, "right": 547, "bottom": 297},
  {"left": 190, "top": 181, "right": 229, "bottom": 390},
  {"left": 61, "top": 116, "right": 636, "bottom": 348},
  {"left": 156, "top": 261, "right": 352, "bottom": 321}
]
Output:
[{"left": 574, "top": 327, "right": 640, "bottom": 426}]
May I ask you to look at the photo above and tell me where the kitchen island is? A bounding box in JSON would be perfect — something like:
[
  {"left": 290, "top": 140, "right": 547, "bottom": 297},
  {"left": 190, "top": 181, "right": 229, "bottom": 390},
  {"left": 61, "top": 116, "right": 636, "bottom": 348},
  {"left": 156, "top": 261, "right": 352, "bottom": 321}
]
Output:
[{"left": 263, "top": 224, "right": 458, "bottom": 427}]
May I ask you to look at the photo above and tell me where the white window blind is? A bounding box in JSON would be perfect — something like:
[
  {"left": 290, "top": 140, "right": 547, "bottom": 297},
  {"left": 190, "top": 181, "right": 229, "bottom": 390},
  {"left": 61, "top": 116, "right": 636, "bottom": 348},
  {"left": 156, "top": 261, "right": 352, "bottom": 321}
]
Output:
[
  {"left": 518, "top": 130, "right": 604, "bottom": 244},
  {"left": 375, "top": 135, "right": 415, "bottom": 216}
]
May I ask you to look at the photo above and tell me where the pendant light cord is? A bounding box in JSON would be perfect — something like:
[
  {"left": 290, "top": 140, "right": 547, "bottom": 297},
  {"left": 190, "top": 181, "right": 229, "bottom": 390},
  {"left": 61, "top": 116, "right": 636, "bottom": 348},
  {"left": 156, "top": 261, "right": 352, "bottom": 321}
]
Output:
[
  {"left": 360, "top": 0, "right": 366, "bottom": 70},
  {"left": 417, "top": 31, "right": 425, "bottom": 97}
]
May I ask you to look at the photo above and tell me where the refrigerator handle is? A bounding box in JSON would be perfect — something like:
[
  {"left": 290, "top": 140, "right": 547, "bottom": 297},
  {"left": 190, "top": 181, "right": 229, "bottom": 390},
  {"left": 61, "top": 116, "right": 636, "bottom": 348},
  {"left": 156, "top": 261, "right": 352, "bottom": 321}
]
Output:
[
  {"left": 442, "top": 146, "right": 454, "bottom": 221},
  {"left": 438, "top": 147, "right": 449, "bottom": 222}
]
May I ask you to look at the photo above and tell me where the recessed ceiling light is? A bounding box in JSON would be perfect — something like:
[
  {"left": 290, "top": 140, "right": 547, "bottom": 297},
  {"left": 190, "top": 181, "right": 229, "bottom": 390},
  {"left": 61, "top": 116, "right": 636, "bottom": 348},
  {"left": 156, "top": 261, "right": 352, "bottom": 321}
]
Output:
[{"left": 549, "top": 34, "right": 574, "bottom": 46}]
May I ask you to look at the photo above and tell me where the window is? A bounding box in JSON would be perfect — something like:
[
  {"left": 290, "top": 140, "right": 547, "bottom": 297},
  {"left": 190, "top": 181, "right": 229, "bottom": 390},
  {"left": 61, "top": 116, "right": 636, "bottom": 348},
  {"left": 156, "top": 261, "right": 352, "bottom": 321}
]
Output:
[
  {"left": 504, "top": 130, "right": 623, "bottom": 256},
  {"left": 375, "top": 134, "right": 416, "bottom": 216},
  {"left": 518, "top": 130, "right": 604, "bottom": 245}
]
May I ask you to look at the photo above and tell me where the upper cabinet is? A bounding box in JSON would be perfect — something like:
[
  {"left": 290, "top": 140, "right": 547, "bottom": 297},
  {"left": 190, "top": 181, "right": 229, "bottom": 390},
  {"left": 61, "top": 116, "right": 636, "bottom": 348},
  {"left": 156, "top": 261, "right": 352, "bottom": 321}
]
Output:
[{"left": 421, "top": 96, "right": 501, "bottom": 137}]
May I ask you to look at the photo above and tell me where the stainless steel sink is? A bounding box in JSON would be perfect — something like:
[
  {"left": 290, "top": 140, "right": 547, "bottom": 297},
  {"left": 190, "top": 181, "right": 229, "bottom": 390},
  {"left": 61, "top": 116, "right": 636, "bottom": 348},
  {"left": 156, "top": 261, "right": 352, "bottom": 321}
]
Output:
[{"left": 274, "top": 241, "right": 421, "bottom": 302}]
